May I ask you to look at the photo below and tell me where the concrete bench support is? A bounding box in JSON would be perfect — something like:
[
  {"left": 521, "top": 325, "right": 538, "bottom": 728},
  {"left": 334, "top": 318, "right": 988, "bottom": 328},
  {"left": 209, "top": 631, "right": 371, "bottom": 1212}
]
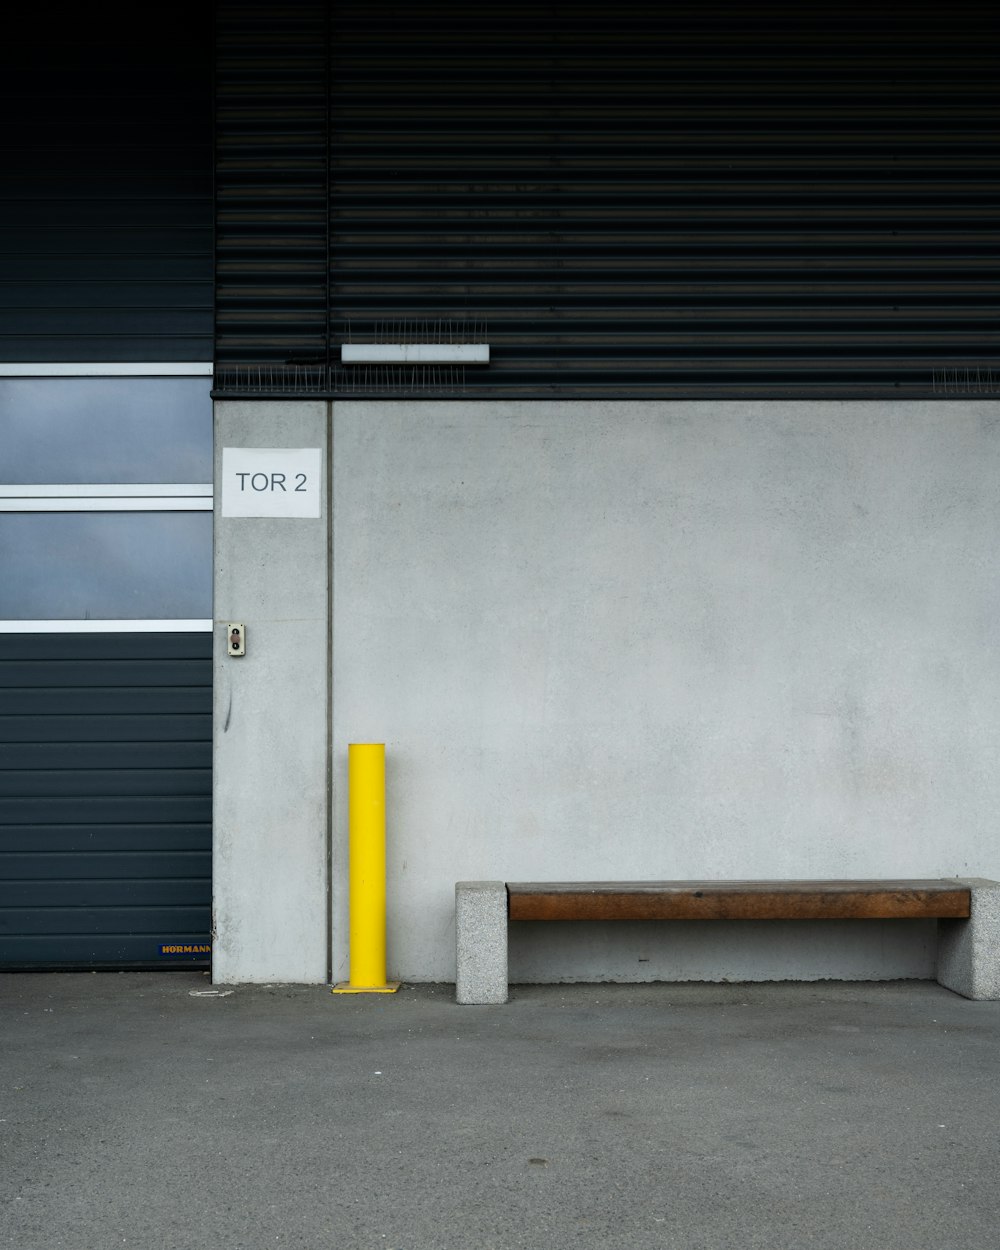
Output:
[
  {"left": 455, "top": 881, "right": 508, "bottom": 1004},
  {"left": 455, "top": 878, "right": 1000, "bottom": 1004},
  {"left": 937, "top": 878, "right": 1000, "bottom": 1000}
]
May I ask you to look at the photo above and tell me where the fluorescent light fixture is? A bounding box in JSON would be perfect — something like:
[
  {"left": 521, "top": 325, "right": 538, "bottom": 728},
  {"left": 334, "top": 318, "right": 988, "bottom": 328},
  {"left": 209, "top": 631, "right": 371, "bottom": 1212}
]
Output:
[{"left": 340, "top": 344, "right": 489, "bottom": 365}]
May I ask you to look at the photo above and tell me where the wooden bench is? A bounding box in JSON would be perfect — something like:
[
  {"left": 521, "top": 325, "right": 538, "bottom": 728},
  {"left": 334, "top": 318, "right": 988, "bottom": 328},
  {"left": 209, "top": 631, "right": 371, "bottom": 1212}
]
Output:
[{"left": 454, "top": 878, "right": 1000, "bottom": 1004}]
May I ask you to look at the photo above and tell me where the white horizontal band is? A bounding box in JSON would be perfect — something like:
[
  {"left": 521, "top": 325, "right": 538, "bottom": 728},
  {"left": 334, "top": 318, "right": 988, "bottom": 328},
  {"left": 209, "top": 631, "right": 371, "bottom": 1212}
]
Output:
[
  {"left": 0, "top": 619, "right": 213, "bottom": 633},
  {"left": 0, "top": 484, "right": 212, "bottom": 498},
  {"left": 340, "top": 344, "right": 489, "bottom": 365},
  {"left": 0, "top": 497, "right": 212, "bottom": 512},
  {"left": 0, "top": 363, "right": 214, "bottom": 377}
]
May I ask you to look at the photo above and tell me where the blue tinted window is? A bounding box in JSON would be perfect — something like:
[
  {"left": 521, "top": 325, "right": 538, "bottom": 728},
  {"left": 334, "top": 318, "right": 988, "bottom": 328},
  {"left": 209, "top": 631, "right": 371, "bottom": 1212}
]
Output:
[
  {"left": 0, "top": 513, "right": 212, "bottom": 619},
  {"left": 0, "top": 377, "right": 212, "bottom": 484}
]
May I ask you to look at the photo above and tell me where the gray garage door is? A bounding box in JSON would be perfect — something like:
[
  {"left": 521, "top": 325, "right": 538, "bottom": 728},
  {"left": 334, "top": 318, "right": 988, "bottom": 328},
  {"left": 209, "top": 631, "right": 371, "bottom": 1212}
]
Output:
[{"left": 0, "top": 632, "right": 211, "bottom": 967}]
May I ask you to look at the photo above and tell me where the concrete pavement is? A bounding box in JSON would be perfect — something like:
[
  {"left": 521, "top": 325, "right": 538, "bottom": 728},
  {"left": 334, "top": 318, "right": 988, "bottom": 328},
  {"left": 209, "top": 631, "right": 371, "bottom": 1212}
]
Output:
[{"left": 2, "top": 974, "right": 999, "bottom": 1250}]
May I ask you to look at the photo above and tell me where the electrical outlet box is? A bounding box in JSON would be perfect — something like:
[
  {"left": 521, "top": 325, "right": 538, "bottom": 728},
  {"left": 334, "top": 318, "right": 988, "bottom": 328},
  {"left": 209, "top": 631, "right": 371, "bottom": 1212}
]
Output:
[{"left": 227, "top": 623, "right": 245, "bottom": 656}]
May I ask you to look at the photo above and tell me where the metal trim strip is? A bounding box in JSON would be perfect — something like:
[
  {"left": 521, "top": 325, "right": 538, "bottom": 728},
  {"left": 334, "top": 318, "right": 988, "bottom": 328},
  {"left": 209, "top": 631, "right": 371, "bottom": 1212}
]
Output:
[
  {"left": 0, "top": 364, "right": 214, "bottom": 377},
  {"left": 0, "top": 620, "right": 213, "bottom": 633},
  {"left": 0, "top": 499, "right": 212, "bottom": 512}
]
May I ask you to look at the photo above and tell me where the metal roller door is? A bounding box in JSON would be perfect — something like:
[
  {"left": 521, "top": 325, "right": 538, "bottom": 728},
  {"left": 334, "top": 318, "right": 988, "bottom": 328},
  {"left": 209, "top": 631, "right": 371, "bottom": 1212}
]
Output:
[{"left": 0, "top": 632, "right": 212, "bottom": 968}]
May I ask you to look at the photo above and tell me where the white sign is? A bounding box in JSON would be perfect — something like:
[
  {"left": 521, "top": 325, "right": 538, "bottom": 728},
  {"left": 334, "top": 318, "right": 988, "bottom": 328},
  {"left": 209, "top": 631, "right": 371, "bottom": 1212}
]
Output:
[{"left": 221, "top": 448, "right": 322, "bottom": 518}]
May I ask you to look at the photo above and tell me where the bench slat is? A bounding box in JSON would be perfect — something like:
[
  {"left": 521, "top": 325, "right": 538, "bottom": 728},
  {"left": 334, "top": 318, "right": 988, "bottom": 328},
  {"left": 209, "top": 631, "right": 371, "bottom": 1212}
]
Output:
[{"left": 506, "top": 880, "right": 971, "bottom": 922}]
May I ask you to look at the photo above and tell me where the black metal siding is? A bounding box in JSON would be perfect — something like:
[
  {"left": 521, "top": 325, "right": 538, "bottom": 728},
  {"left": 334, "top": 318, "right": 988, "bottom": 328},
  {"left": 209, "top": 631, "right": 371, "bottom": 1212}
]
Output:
[
  {"left": 0, "top": 11, "right": 213, "bottom": 363},
  {"left": 0, "top": 634, "right": 212, "bottom": 968},
  {"left": 215, "top": 2, "right": 330, "bottom": 371},
  {"left": 215, "top": 0, "right": 1000, "bottom": 398}
]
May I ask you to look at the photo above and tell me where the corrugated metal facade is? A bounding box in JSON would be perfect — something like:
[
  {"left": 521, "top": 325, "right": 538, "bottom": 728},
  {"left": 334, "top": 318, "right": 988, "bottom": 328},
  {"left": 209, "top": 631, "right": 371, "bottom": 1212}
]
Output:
[
  {"left": 215, "top": 3, "right": 329, "bottom": 377},
  {"left": 215, "top": 0, "right": 999, "bottom": 397},
  {"left": 0, "top": 11, "right": 213, "bottom": 363},
  {"left": 0, "top": 635, "right": 212, "bottom": 968}
]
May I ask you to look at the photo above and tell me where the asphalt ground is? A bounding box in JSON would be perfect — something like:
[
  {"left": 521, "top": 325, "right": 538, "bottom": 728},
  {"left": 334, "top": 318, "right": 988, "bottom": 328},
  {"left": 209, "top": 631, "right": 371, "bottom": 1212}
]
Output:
[{"left": 2, "top": 974, "right": 999, "bottom": 1250}]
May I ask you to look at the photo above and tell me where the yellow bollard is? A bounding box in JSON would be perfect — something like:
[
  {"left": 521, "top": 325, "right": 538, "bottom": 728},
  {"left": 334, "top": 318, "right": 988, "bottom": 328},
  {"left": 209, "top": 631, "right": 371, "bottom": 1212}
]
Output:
[{"left": 332, "top": 743, "right": 399, "bottom": 994}]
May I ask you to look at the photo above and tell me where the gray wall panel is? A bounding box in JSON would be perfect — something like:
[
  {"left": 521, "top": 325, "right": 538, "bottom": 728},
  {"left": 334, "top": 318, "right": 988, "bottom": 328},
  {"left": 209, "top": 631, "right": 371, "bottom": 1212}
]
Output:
[
  {"left": 0, "top": 882, "right": 211, "bottom": 908},
  {"left": 0, "top": 826, "right": 210, "bottom": 853},
  {"left": 0, "top": 716, "right": 210, "bottom": 744},
  {"left": 0, "top": 743, "right": 210, "bottom": 770},
  {"left": 2, "top": 689, "right": 212, "bottom": 716},
  {"left": 0, "top": 661, "right": 211, "bottom": 689}
]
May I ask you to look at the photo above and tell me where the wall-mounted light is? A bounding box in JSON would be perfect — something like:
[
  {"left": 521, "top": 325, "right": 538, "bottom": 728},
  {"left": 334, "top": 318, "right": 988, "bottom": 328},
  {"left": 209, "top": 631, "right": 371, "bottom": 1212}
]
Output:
[{"left": 340, "top": 343, "right": 489, "bottom": 365}]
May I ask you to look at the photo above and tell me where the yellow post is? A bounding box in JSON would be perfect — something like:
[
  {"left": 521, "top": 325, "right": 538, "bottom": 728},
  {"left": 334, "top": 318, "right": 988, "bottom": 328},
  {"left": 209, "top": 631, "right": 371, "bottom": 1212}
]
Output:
[{"left": 332, "top": 743, "right": 399, "bottom": 993}]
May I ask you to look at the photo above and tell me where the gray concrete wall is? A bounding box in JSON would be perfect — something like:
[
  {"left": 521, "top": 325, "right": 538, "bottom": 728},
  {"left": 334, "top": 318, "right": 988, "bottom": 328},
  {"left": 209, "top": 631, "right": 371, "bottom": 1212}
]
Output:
[
  {"left": 330, "top": 400, "right": 1000, "bottom": 984},
  {"left": 213, "top": 401, "right": 329, "bottom": 983}
]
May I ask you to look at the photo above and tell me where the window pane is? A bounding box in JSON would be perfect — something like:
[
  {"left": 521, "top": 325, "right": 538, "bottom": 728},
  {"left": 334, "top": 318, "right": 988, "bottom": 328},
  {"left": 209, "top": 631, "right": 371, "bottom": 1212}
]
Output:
[
  {"left": 0, "top": 513, "right": 211, "bottom": 619},
  {"left": 0, "top": 378, "right": 212, "bottom": 484}
]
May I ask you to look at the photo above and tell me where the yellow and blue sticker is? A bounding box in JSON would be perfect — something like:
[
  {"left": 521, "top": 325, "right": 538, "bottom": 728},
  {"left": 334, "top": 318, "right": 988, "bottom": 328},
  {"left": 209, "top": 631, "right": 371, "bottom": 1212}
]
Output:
[{"left": 159, "top": 943, "right": 212, "bottom": 956}]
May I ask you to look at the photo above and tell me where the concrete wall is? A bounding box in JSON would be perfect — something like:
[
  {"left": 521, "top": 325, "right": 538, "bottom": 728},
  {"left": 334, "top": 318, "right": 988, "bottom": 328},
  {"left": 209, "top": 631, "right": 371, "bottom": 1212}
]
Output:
[
  {"left": 330, "top": 400, "right": 1000, "bottom": 984},
  {"left": 213, "top": 401, "right": 329, "bottom": 983}
]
